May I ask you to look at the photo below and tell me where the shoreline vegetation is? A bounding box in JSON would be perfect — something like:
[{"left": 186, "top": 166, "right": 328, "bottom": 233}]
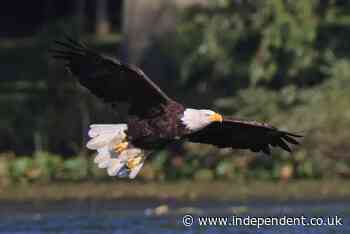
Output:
[{"left": 1, "top": 180, "right": 349, "bottom": 202}]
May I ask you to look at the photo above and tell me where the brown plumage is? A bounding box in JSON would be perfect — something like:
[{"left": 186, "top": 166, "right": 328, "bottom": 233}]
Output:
[
  {"left": 186, "top": 118, "right": 301, "bottom": 155},
  {"left": 50, "top": 36, "right": 302, "bottom": 179},
  {"left": 51, "top": 37, "right": 170, "bottom": 118}
]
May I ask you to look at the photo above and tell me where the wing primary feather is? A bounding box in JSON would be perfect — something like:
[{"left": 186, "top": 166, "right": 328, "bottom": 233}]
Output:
[
  {"left": 51, "top": 35, "right": 173, "bottom": 118},
  {"left": 51, "top": 55, "right": 72, "bottom": 60},
  {"left": 282, "top": 134, "right": 300, "bottom": 145},
  {"left": 277, "top": 138, "right": 291, "bottom": 152},
  {"left": 63, "top": 34, "right": 88, "bottom": 49},
  {"left": 262, "top": 145, "right": 271, "bottom": 155},
  {"left": 53, "top": 40, "right": 86, "bottom": 53},
  {"left": 49, "top": 49, "right": 84, "bottom": 57},
  {"left": 281, "top": 131, "right": 303, "bottom": 138}
]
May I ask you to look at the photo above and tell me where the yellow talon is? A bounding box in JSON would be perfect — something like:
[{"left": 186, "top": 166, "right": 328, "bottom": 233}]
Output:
[
  {"left": 115, "top": 142, "right": 129, "bottom": 153},
  {"left": 127, "top": 156, "right": 142, "bottom": 169}
]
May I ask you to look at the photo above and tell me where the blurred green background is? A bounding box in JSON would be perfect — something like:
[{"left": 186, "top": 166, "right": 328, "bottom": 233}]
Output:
[{"left": 0, "top": 0, "right": 350, "bottom": 190}]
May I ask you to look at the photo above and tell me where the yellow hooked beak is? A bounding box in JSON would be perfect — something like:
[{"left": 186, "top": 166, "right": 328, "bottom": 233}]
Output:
[{"left": 209, "top": 113, "right": 223, "bottom": 122}]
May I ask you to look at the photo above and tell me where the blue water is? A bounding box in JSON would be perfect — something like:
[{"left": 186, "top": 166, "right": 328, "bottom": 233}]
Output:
[{"left": 0, "top": 200, "right": 349, "bottom": 234}]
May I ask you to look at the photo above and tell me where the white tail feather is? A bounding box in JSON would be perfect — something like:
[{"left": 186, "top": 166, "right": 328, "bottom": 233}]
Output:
[
  {"left": 94, "top": 147, "right": 109, "bottom": 163},
  {"left": 124, "top": 148, "right": 142, "bottom": 157},
  {"left": 86, "top": 124, "right": 127, "bottom": 150},
  {"left": 87, "top": 123, "right": 146, "bottom": 179},
  {"left": 107, "top": 159, "right": 125, "bottom": 176},
  {"left": 129, "top": 161, "right": 145, "bottom": 179},
  {"left": 97, "top": 159, "right": 110, "bottom": 169},
  {"left": 93, "top": 147, "right": 110, "bottom": 168},
  {"left": 94, "top": 152, "right": 109, "bottom": 164},
  {"left": 88, "top": 124, "right": 127, "bottom": 137}
]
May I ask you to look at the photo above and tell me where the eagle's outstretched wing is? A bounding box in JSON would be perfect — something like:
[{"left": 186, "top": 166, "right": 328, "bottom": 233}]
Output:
[
  {"left": 50, "top": 37, "right": 171, "bottom": 117},
  {"left": 187, "top": 117, "right": 302, "bottom": 154}
]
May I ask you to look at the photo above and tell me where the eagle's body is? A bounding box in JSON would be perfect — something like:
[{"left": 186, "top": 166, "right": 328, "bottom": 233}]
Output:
[
  {"left": 126, "top": 101, "right": 187, "bottom": 149},
  {"left": 51, "top": 37, "right": 302, "bottom": 179}
]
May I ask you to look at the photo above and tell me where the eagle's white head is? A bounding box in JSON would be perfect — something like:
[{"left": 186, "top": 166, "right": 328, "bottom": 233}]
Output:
[{"left": 181, "top": 108, "right": 223, "bottom": 131}]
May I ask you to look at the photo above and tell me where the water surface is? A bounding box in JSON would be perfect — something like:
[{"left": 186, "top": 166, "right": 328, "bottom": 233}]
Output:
[{"left": 0, "top": 199, "right": 349, "bottom": 234}]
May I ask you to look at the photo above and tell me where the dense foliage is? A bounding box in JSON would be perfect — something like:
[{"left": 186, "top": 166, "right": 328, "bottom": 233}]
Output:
[
  {"left": 174, "top": 0, "right": 350, "bottom": 89},
  {"left": 158, "top": 0, "right": 350, "bottom": 181}
]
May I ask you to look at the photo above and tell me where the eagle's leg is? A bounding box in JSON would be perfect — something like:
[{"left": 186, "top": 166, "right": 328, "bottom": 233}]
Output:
[{"left": 115, "top": 142, "right": 129, "bottom": 154}]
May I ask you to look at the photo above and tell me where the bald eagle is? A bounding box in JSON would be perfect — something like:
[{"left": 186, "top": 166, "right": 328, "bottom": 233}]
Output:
[{"left": 51, "top": 37, "right": 302, "bottom": 179}]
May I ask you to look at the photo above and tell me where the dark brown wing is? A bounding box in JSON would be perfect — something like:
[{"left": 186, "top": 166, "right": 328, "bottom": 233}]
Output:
[
  {"left": 187, "top": 117, "right": 302, "bottom": 154},
  {"left": 50, "top": 36, "right": 171, "bottom": 118}
]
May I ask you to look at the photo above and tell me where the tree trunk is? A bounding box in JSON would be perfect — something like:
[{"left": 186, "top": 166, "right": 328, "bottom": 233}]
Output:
[
  {"left": 75, "top": 0, "right": 86, "bottom": 33},
  {"left": 96, "top": 0, "right": 111, "bottom": 36},
  {"left": 121, "top": 0, "right": 208, "bottom": 64}
]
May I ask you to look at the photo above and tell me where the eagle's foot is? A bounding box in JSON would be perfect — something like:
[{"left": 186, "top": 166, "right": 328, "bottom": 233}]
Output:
[
  {"left": 127, "top": 156, "right": 143, "bottom": 170},
  {"left": 115, "top": 142, "right": 129, "bottom": 154}
]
